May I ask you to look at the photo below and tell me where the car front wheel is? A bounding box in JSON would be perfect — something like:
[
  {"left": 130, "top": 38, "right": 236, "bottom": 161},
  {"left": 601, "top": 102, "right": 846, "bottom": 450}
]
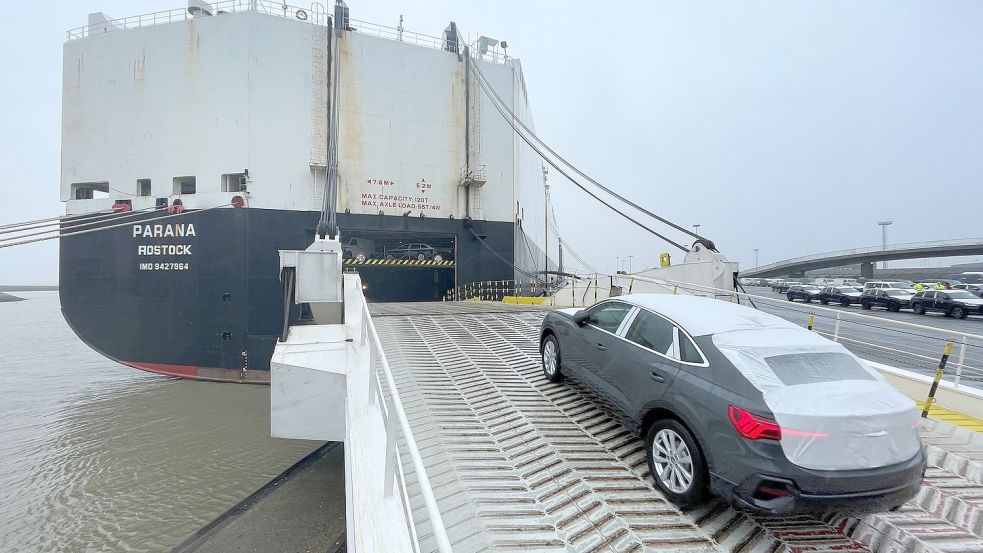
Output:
[
  {"left": 888, "top": 302, "right": 901, "bottom": 312},
  {"left": 951, "top": 306, "right": 968, "bottom": 319},
  {"left": 541, "top": 334, "right": 563, "bottom": 382},
  {"left": 820, "top": 298, "right": 829, "bottom": 305},
  {"left": 840, "top": 299, "right": 850, "bottom": 306},
  {"left": 861, "top": 301, "right": 871, "bottom": 310},
  {"left": 787, "top": 294, "right": 794, "bottom": 301},
  {"left": 645, "top": 419, "right": 707, "bottom": 508}
]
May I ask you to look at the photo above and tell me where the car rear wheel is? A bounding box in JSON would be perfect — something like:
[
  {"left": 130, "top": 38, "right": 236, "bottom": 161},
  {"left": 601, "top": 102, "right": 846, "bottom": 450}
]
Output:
[
  {"left": 804, "top": 296, "right": 811, "bottom": 303},
  {"left": 541, "top": 334, "right": 563, "bottom": 382},
  {"left": 913, "top": 303, "right": 925, "bottom": 315},
  {"left": 861, "top": 301, "right": 871, "bottom": 310},
  {"left": 645, "top": 419, "right": 707, "bottom": 508},
  {"left": 820, "top": 298, "right": 829, "bottom": 305},
  {"left": 951, "top": 306, "right": 968, "bottom": 319}
]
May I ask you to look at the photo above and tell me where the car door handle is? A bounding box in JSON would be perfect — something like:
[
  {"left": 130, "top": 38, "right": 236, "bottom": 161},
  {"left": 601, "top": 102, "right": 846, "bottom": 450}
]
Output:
[
  {"left": 595, "top": 343, "right": 606, "bottom": 351},
  {"left": 650, "top": 372, "right": 665, "bottom": 383}
]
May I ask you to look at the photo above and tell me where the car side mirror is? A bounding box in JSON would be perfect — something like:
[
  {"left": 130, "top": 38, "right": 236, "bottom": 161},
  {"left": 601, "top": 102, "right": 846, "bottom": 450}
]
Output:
[{"left": 573, "top": 310, "right": 589, "bottom": 326}]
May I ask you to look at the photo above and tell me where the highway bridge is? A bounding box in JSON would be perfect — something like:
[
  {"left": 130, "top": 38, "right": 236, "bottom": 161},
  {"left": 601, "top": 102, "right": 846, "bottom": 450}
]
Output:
[{"left": 742, "top": 238, "right": 983, "bottom": 278}]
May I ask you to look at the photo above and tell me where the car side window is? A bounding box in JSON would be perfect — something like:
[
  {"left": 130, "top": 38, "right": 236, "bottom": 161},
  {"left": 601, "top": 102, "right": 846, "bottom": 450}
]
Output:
[
  {"left": 924, "top": 291, "right": 935, "bottom": 299},
  {"left": 586, "top": 301, "right": 632, "bottom": 333},
  {"left": 624, "top": 310, "right": 675, "bottom": 355}
]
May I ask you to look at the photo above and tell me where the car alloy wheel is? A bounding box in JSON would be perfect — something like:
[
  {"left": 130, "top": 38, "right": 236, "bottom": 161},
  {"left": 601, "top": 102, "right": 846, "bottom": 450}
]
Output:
[
  {"left": 888, "top": 303, "right": 900, "bottom": 312},
  {"left": 651, "top": 429, "right": 694, "bottom": 494},
  {"left": 541, "top": 335, "right": 563, "bottom": 382},
  {"left": 861, "top": 301, "right": 871, "bottom": 310},
  {"left": 952, "top": 306, "right": 967, "bottom": 319},
  {"left": 913, "top": 303, "right": 925, "bottom": 315}
]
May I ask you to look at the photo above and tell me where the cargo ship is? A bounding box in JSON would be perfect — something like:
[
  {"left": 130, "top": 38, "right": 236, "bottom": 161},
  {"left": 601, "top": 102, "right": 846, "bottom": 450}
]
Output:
[{"left": 59, "top": 1, "right": 559, "bottom": 382}]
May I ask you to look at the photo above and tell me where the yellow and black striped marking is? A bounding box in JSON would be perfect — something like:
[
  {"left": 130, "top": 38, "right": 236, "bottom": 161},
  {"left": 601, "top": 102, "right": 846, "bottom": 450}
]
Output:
[{"left": 344, "top": 258, "right": 455, "bottom": 267}]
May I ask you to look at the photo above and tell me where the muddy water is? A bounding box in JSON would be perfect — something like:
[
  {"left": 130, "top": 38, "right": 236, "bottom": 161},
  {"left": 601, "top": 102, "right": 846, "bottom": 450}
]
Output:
[{"left": 0, "top": 292, "right": 321, "bottom": 552}]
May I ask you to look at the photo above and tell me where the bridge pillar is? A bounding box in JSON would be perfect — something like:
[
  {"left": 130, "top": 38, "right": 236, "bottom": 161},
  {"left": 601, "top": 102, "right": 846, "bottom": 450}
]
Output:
[{"left": 861, "top": 261, "right": 874, "bottom": 279}]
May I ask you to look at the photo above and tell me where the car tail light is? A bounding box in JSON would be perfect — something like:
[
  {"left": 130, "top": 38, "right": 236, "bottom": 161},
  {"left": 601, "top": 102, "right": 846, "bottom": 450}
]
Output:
[{"left": 728, "top": 405, "right": 781, "bottom": 440}]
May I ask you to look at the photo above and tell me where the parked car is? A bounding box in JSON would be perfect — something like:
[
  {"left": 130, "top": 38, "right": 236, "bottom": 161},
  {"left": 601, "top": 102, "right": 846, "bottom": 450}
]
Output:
[
  {"left": 539, "top": 294, "right": 925, "bottom": 514},
  {"left": 952, "top": 283, "right": 983, "bottom": 298},
  {"left": 341, "top": 237, "right": 376, "bottom": 260},
  {"left": 384, "top": 242, "right": 452, "bottom": 261},
  {"left": 864, "top": 281, "right": 916, "bottom": 294},
  {"left": 772, "top": 281, "right": 794, "bottom": 293},
  {"left": 819, "top": 286, "right": 863, "bottom": 306},
  {"left": 860, "top": 289, "right": 913, "bottom": 312},
  {"left": 787, "top": 285, "right": 823, "bottom": 303},
  {"left": 911, "top": 290, "right": 983, "bottom": 319}
]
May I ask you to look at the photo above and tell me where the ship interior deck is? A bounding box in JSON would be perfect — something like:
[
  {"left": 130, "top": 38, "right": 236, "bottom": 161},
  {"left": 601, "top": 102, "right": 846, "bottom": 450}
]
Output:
[{"left": 371, "top": 301, "right": 983, "bottom": 553}]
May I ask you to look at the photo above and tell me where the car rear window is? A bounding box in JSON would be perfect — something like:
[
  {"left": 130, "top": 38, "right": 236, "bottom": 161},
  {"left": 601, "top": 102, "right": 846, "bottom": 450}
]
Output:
[
  {"left": 624, "top": 310, "right": 674, "bottom": 354},
  {"left": 763, "top": 352, "right": 875, "bottom": 386}
]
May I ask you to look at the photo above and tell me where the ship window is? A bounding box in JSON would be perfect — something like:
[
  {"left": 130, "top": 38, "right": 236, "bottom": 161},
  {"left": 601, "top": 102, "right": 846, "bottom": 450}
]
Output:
[
  {"left": 137, "top": 179, "right": 152, "bottom": 197},
  {"left": 173, "top": 176, "right": 196, "bottom": 195},
  {"left": 222, "top": 173, "right": 246, "bottom": 192},
  {"left": 71, "top": 182, "right": 109, "bottom": 200}
]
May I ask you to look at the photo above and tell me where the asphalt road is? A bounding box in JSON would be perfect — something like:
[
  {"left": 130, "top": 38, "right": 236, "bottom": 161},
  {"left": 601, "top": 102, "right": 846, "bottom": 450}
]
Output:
[{"left": 741, "top": 286, "right": 983, "bottom": 390}]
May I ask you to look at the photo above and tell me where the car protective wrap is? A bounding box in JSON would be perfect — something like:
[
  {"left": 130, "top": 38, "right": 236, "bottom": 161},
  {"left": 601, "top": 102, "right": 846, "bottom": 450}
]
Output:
[{"left": 711, "top": 328, "right": 922, "bottom": 471}]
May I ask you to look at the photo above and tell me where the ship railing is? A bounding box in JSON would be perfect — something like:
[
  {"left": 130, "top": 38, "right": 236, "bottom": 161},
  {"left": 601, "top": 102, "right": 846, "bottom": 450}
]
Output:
[
  {"left": 67, "top": 0, "right": 317, "bottom": 40},
  {"left": 347, "top": 18, "right": 446, "bottom": 51},
  {"left": 446, "top": 278, "right": 562, "bottom": 302},
  {"left": 359, "top": 295, "right": 453, "bottom": 553}
]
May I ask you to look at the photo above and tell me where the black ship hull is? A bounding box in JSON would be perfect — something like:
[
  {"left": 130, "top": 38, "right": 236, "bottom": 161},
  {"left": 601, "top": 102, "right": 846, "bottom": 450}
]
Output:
[{"left": 59, "top": 207, "right": 527, "bottom": 382}]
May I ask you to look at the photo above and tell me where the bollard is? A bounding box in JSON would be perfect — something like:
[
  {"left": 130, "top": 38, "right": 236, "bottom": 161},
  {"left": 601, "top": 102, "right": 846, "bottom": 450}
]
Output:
[
  {"left": 955, "top": 336, "right": 967, "bottom": 388},
  {"left": 672, "top": 285, "right": 678, "bottom": 295},
  {"left": 807, "top": 313, "right": 815, "bottom": 331},
  {"left": 922, "top": 339, "right": 955, "bottom": 418},
  {"left": 833, "top": 312, "right": 841, "bottom": 342}
]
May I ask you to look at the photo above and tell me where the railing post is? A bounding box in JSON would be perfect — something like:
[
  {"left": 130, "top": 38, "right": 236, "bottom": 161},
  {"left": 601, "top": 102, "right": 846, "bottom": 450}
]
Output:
[
  {"left": 833, "top": 312, "right": 841, "bottom": 342},
  {"left": 922, "top": 339, "right": 955, "bottom": 418},
  {"left": 954, "top": 335, "right": 967, "bottom": 388},
  {"left": 383, "top": 398, "right": 397, "bottom": 496},
  {"left": 368, "top": 345, "right": 378, "bottom": 405}
]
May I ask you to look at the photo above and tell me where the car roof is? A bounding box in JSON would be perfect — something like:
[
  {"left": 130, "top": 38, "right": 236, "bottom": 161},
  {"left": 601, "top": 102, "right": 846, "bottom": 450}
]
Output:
[{"left": 608, "top": 294, "right": 801, "bottom": 337}]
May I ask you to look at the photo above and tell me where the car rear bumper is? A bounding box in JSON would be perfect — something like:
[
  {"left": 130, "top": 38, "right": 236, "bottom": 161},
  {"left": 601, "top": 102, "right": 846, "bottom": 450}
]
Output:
[{"left": 712, "top": 450, "right": 926, "bottom": 515}]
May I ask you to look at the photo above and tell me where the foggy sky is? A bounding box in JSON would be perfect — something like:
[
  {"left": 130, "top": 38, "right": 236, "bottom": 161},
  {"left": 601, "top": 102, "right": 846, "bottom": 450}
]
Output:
[{"left": 2, "top": 0, "right": 982, "bottom": 284}]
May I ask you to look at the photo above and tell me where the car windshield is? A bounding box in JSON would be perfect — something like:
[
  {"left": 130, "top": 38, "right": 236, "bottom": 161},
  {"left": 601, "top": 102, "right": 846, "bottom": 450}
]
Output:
[
  {"left": 764, "top": 352, "right": 875, "bottom": 386},
  {"left": 948, "top": 291, "right": 977, "bottom": 299},
  {"left": 884, "top": 290, "right": 907, "bottom": 296}
]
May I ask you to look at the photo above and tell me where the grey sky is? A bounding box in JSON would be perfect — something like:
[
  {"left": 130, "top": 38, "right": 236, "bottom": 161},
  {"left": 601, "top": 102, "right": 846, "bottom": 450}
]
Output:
[{"left": 2, "top": 1, "right": 981, "bottom": 284}]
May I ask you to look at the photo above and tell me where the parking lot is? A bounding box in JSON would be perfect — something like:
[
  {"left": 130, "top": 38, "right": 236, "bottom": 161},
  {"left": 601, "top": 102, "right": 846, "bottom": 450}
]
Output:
[{"left": 743, "top": 286, "right": 983, "bottom": 389}]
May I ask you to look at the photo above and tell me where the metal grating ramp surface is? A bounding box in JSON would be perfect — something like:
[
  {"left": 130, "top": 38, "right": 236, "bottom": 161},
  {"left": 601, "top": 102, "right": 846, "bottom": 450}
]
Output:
[{"left": 374, "top": 304, "right": 983, "bottom": 553}]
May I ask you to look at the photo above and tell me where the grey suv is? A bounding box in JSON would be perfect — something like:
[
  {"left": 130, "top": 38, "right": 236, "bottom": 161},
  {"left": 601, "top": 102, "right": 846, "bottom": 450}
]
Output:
[{"left": 539, "top": 294, "right": 925, "bottom": 514}]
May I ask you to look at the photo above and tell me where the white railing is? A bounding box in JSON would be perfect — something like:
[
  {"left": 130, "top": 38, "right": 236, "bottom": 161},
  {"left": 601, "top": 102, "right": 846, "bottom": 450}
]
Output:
[
  {"left": 347, "top": 18, "right": 446, "bottom": 50},
  {"left": 747, "top": 237, "right": 983, "bottom": 274},
  {"left": 359, "top": 300, "right": 453, "bottom": 553},
  {"left": 67, "top": 1, "right": 317, "bottom": 39}
]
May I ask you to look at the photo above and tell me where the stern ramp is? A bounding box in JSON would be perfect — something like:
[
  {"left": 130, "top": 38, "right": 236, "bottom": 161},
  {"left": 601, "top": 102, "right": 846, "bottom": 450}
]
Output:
[{"left": 371, "top": 302, "right": 983, "bottom": 553}]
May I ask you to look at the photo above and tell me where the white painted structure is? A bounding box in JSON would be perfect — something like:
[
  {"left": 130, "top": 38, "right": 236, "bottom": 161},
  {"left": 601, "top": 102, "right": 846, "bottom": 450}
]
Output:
[{"left": 61, "top": 1, "right": 559, "bottom": 272}]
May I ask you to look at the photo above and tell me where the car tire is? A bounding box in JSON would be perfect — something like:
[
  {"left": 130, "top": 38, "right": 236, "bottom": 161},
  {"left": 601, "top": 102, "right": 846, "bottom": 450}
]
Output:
[
  {"left": 645, "top": 419, "right": 708, "bottom": 508},
  {"left": 861, "top": 301, "right": 871, "bottom": 310},
  {"left": 787, "top": 294, "right": 794, "bottom": 301},
  {"left": 820, "top": 298, "right": 829, "bottom": 305},
  {"left": 840, "top": 299, "right": 850, "bottom": 307},
  {"left": 804, "top": 296, "right": 812, "bottom": 303},
  {"left": 952, "top": 306, "right": 968, "bottom": 319},
  {"left": 913, "top": 303, "right": 925, "bottom": 315},
  {"left": 888, "top": 302, "right": 900, "bottom": 313},
  {"left": 541, "top": 334, "right": 563, "bottom": 383}
]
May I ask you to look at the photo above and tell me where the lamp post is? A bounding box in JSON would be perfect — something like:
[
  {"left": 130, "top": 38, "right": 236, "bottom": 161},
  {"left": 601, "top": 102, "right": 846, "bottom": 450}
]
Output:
[
  {"left": 878, "top": 221, "right": 893, "bottom": 270},
  {"left": 753, "top": 248, "right": 759, "bottom": 267},
  {"left": 693, "top": 224, "right": 701, "bottom": 236},
  {"left": 627, "top": 255, "right": 634, "bottom": 274}
]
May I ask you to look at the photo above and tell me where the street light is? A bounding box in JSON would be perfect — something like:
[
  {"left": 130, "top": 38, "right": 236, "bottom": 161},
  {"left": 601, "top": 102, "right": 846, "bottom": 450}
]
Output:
[
  {"left": 753, "top": 248, "right": 759, "bottom": 267},
  {"left": 627, "top": 255, "right": 634, "bottom": 274},
  {"left": 878, "top": 221, "right": 893, "bottom": 270},
  {"left": 693, "top": 224, "right": 701, "bottom": 235}
]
